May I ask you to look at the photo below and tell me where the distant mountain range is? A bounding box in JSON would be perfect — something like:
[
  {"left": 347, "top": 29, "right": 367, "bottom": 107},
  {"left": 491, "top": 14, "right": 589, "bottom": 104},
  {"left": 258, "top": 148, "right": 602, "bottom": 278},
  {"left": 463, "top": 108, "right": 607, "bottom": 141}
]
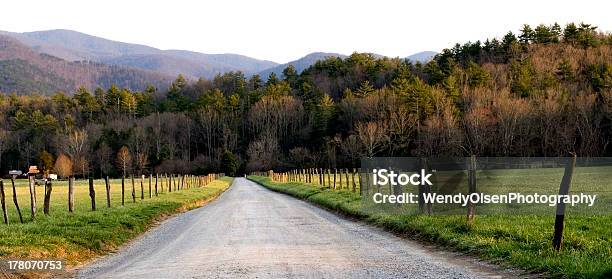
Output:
[
  {"left": 256, "top": 52, "right": 348, "bottom": 80},
  {"left": 0, "top": 35, "right": 172, "bottom": 94},
  {"left": 406, "top": 51, "right": 437, "bottom": 62},
  {"left": 256, "top": 51, "right": 436, "bottom": 80},
  {"left": 0, "top": 29, "right": 278, "bottom": 79},
  {"left": 0, "top": 29, "right": 437, "bottom": 94}
]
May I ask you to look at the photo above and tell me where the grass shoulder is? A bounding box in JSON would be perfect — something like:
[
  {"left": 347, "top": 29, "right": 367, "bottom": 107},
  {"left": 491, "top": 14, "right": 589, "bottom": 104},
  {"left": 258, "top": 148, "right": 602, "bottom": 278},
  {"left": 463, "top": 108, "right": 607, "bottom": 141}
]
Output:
[
  {"left": 0, "top": 177, "right": 234, "bottom": 268},
  {"left": 248, "top": 175, "right": 611, "bottom": 279}
]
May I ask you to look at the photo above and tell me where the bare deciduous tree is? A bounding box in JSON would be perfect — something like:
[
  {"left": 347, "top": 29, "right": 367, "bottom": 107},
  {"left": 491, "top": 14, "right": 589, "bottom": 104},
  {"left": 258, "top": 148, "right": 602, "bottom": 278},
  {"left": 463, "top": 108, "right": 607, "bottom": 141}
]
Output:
[
  {"left": 136, "top": 153, "right": 149, "bottom": 174},
  {"left": 355, "top": 121, "right": 389, "bottom": 157},
  {"left": 96, "top": 143, "right": 113, "bottom": 176},
  {"left": 116, "top": 146, "right": 132, "bottom": 177},
  {"left": 246, "top": 131, "right": 280, "bottom": 171}
]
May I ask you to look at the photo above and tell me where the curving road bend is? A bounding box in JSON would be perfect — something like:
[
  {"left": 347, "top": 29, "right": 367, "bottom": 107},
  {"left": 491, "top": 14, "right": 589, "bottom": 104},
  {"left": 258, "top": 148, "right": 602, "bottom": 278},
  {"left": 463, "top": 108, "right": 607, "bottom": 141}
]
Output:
[{"left": 76, "top": 178, "right": 521, "bottom": 279}]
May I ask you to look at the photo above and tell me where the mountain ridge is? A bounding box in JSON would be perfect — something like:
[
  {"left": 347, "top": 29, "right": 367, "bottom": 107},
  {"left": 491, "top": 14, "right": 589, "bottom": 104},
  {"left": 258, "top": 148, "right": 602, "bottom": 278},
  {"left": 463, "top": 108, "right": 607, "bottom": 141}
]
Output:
[
  {"left": 1, "top": 29, "right": 278, "bottom": 79},
  {"left": 257, "top": 50, "right": 437, "bottom": 79},
  {"left": 0, "top": 34, "right": 172, "bottom": 94},
  {"left": 0, "top": 28, "right": 437, "bottom": 94}
]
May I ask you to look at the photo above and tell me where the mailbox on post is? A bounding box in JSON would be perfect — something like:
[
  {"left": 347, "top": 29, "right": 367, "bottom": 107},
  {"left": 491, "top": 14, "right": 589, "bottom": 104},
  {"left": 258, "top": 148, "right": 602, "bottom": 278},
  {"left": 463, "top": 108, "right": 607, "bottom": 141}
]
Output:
[{"left": 28, "top": 166, "right": 40, "bottom": 175}]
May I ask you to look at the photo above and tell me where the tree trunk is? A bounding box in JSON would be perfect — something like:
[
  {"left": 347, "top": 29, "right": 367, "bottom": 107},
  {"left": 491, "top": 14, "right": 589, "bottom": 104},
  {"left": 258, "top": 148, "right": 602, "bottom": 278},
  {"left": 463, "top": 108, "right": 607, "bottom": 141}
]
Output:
[
  {"left": 11, "top": 176, "right": 23, "bottom": 223},
  {"left": 43, "top": 179, "right": 52, "bottom": 215}
]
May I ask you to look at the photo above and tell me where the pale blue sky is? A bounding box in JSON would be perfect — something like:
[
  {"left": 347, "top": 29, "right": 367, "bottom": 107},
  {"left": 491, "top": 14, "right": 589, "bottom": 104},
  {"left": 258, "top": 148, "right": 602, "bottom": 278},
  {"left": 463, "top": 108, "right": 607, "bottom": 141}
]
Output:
[{"left": 1, "top": 0, "right": 610, "bottom": 63}]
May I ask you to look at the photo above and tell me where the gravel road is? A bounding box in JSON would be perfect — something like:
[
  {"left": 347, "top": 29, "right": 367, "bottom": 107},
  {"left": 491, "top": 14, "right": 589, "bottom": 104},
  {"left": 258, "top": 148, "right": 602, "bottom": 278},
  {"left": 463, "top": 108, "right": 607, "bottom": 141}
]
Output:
[{"left": 76, "top": 178, "right": 522, "bottom": 279}]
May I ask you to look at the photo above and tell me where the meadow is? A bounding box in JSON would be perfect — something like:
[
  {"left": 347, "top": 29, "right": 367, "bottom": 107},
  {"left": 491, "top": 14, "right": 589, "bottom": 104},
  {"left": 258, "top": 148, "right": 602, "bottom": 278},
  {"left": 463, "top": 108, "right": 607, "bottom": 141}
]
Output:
[
  {"left": 0, "top": 176, "right": 233, "bottom": 267},
  {"left": 249, "top": 166, "right": 612, "bottom": 278}
]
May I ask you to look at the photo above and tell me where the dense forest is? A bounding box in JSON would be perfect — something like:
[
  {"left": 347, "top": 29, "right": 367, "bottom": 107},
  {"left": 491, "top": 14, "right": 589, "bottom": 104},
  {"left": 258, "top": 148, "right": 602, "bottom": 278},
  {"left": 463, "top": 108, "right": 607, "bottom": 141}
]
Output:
[{"left": 0, "top": 22, "right": 611, "bottom": 177}]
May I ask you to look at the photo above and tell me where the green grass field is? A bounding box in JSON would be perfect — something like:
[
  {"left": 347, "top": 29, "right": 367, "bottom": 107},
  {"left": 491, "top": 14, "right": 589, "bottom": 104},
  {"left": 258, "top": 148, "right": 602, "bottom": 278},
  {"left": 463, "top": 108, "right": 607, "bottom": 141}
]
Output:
[
  {"left": 0, "top": 176, "right": 233, "bottom": 266},
  {"left": 249, "top": 172, "right": 611, "bottom": 279}
]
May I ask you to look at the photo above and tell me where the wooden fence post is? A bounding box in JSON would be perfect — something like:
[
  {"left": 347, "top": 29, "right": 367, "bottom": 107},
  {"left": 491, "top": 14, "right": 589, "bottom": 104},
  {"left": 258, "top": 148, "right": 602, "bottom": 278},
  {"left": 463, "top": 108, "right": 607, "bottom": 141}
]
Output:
[
  {"left": 89, "top": 176, "right": 96, "bottom": 211},
  {"left": 467, "top": 155, "right": 477, "bottom": 224},
  {"left": 121, "top": 176, "right": 125, "bottom": 206},
  {"left": 105, "top": 176, "right": 111, "bottom": 208},
  {"left": 418, "top": 158, "right": 427, "bottom": 214},
  {"left": 149, "top": 174, "right": 153, "bottom": 198},
  {"left": 11, "top": 176, "right": 23, "bottom": 223},
  {"left": 155, "top": 174, "right": 158, "bottom": 196},
  {"left": 357, "top": 168, "right": 360, "bottom": 195},
  {"left": 168, "top": 174, "right": 172, "bottom": 192},
  {"left": 131, "top": 175, "right": 136, "bottom": 203},
  {"left": 29, "top": 175, "right": 36, "bottom": 220},
  {"left": 338, "top": 168, "right": 342, "bottom": 190},
  {"left": 160, "top": 173, "right": 164, "bottom": 193},
  {"left": 352, "top": 168, "right": 357, "bottom": 193},
  {"left": 43, "top": 179, "right": 52, "bottom": 215},
  {"left": 327, "top": 169, "right": 332, "bottom": 189},
  {"left": 0, "top": 180, "right": 8, "bottom": 224},
  {"left": 140, "top": 175, "right": 144, "bottom": 200},
  {"left": 366, "top": 168, "right": 370, "bottom": 194},
  {"left": 321, "top": 169, "right": 326, "bottom": 187},
  {"left": 344, "top": 169, "right": 349, "bottom": 190},
  {"left": 553, "top": 155, "right": 577, "bottom": 251},
  {"left": 68, "top": 177, "right": 75, "bottom": 213},
  {"left": 333, "top": 169, "right": 337, "bottom": 190}
]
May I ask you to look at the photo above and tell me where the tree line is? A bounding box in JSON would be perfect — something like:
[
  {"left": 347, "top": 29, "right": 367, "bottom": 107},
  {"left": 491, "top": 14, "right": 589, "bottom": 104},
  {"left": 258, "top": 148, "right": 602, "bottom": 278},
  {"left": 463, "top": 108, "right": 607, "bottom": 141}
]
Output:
[{"left": 0, "top": 22, "right": 611, "bottom": 177}]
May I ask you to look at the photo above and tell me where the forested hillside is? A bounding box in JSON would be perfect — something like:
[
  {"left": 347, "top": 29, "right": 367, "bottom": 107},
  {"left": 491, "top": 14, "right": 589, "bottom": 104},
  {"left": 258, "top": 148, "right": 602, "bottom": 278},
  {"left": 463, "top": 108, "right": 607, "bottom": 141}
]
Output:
[
  {"left": 1, "top": 29, "right": 279, "bottom": 79},
  {"left": 0, "top": 35, "right": 172, "bottom": 94},
  {"left": 1, "top": 22, "right": 611, "bottom": 177}
]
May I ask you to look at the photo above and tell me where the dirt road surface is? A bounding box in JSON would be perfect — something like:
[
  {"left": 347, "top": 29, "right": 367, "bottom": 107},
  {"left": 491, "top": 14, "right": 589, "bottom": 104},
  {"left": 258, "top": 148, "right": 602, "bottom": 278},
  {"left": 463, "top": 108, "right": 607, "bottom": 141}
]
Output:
[{"left": 76, "top": 178, "right": 522, "bottom": 278}]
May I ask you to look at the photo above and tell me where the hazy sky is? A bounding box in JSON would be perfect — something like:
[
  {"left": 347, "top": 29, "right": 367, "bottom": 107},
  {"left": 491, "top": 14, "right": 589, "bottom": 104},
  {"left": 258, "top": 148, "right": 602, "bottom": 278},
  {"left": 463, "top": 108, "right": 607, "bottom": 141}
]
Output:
[{"left": 1, "top": 0, "right": 610, "bottom": 63}]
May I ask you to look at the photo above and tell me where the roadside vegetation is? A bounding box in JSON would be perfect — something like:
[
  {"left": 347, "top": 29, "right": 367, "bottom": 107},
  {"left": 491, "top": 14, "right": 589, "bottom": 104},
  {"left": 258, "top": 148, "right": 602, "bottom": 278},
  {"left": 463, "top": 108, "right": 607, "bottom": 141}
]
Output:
[
  {"left": 248, "top": 175, "right": 611, "bottom": 279},
  {"left": 0, "top": 177, "right": 233, "bottom": 266},
  {"left": 1, "top": 23, "right": 611, "bottom": 181}
]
